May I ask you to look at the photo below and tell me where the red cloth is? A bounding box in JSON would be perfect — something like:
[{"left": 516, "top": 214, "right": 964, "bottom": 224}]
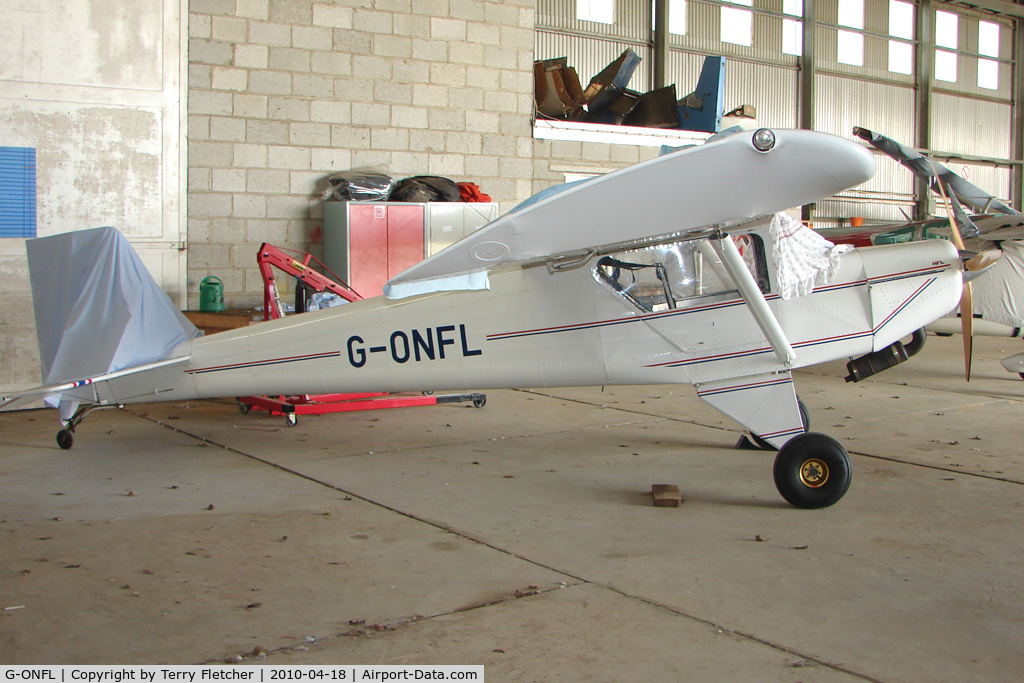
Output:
[{"left": 457, "top": 182, "right": 491, "bottom": 202}]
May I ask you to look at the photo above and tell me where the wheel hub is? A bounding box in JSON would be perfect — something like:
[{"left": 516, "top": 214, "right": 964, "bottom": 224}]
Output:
[{"left": 799, "top": 458, "right": 830, "bottom": 488}]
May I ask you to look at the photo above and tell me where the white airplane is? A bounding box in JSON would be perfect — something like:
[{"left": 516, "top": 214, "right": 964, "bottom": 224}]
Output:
[{"left": 1, "top": 129, "right": 964, "bottom": 508}]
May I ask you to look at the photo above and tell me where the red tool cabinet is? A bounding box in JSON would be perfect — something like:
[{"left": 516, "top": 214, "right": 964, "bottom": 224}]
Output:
[
  {"left": 323, "top": 201, "right": 498, "bottom": 298},
  {"left": 324, "top": 203, "right": 424, "bottom": 297},
  {"left": 346, "top": 203, "right": 424, "bottom": 296}
]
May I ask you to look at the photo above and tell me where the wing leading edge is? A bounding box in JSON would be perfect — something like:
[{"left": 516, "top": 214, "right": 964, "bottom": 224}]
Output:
[{"left": 384, "top": 128, "right": 875, "bottom": 299}]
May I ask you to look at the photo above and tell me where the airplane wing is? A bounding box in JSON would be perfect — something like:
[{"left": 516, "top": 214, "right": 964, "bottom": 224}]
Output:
[
  {"left": 853, "top": 127, "right": 1019, "bottom": 229},
  {"left": 384, "top": 128, "right": 875, "bottom": 299},
  {"left": 973, "top": 214, "right": 1024, "bottom": 242}
]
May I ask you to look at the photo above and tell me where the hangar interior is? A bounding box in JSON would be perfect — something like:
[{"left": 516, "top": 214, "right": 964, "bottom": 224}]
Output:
[{"left": 2, "top": 0, "right": 1024, "bottom": 679}]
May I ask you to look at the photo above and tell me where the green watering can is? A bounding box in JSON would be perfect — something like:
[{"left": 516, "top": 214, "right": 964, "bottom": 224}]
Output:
[{"left": 199, "top": 276, "right": 224, "bottom": 312}]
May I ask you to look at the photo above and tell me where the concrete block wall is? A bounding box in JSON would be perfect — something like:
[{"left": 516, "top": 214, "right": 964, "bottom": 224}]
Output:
[
  {"left": 187, "top": 0, "right": 537, "bottom": 309},
  {"left": 532, "top": 139, "right": 659, "bottom": 194}
]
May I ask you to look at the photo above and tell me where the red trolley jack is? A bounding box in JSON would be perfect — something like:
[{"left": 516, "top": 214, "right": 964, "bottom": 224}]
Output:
[{"left": 236, "top": 243, "right": 486, "bottom": 426}]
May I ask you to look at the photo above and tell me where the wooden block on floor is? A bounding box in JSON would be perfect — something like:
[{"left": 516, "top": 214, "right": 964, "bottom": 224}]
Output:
[{"left": 651, "top": 484, "right": 682, "bottom": 507}]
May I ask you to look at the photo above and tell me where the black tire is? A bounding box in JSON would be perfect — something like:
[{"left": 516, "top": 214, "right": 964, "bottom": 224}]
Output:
[
  {"left": 472, "top": 395, "right": 487, "bottom": 409},
  {"left": 238, "top": 402, "right": 251, "bottom": 414},
  {"left": 285, "top": 412, "right": 297, "bottom": 427},
  {"left": 773, "top": 432, "right": 852, "bottom": 509},
  {"left": 751, "top": 398, "right": 810, "bottom": 451},
  {"left": 56, "top": 429, "right": 74, "bottom": 450}
]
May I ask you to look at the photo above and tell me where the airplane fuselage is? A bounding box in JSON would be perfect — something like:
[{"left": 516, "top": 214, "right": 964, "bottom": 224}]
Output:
[{"left": 93, "top": 236, "right": 961, "bottom": 409}]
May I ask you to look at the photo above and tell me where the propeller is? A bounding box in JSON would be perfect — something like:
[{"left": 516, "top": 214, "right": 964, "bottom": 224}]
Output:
[
  {"left": 963, "top": 249, "right": 1002, "bottom": 277},
  {"left": 932, "top": 162, "right": 975, "bottom": 381}
]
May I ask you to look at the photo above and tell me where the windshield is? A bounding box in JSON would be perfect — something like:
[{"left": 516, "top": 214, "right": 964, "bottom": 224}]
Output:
[{"left": 595, "top": 234, "right": 769, "bottom": 313}]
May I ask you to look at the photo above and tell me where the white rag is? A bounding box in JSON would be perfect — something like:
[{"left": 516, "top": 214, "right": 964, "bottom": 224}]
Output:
[{"left": 770, "top": 212, "right": 853, "bottom": 300}]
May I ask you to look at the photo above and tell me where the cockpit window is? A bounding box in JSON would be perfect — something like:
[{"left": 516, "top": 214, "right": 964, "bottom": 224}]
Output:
[{"left": 595, "top": 233, "right": 770, "bottom": 312}]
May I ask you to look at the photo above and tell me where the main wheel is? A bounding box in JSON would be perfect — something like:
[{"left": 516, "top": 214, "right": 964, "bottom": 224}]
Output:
[
  {"left": 773, "top": 432, "right": 851, "bottom": 509},
  {"left": 56, "top": 429, "right": 74, "bottom": 450}
]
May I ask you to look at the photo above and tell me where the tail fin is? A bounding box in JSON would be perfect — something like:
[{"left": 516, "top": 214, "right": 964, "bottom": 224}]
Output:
[{"left": 26, "top": 227, "right": 199, "bottom": 387}]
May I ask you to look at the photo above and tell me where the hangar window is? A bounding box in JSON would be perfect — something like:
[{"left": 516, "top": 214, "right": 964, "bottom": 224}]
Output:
[
  {"left": 595, "top": 233, "right": 769, "bottom": 313},
  {"left": 888, "top": 0, "right": 914, "bottom": 75},
  {"left": 935, "top": 10, "right": 959, "bottom": 82},
  {"left": 577, "top": 0, "right": 614, "bottom": 25},
  {"left": 721, "top": 0, "right": 753, "bottom": 47},
  {"left": 978, "top": 21, "right": 1000, "bottom": 90},
  {"left": 837, "top": 0, "right": 865, "bottom": 66},
  {"left": 782, "top": 0, "right": 802, "bottom": 56},
  {"left": 650, "top": 0, "right": 687, "bottom": 36}
]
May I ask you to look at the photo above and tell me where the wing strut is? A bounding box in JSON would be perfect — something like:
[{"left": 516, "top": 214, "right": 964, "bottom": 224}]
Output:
[{"left": 710, "top": 234, "right": 796, "bottom": 365}]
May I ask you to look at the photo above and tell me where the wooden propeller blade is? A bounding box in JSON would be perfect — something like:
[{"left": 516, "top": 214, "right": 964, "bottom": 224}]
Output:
[
  {"left": 961, "top": 282, "right": 973, "bottom": 382},
  {"left": 932, "top": 162, "right": 972, "bottom": 381}
]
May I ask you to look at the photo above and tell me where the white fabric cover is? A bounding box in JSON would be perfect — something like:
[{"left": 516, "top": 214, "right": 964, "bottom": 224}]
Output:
[
  {"left": 26, "top": 227, "right": 200, "bottom": 415},
  {"left": 769, "top": 212, "right": 853, "bottom": 300},
  {"left": 962, "top": 240, "right": 1024, "bottom": 328}
]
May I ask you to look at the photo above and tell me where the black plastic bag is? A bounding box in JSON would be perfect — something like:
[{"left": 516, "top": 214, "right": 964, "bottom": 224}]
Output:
[
  {"left": 390, "top": 176, "right": 460, "bottom": 202},
  {"left": 324, "top": 170, "right": 393, "bottom": 201}
]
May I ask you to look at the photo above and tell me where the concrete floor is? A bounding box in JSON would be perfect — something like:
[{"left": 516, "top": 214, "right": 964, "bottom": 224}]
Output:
[{"left": 1, "top": 333, "right": 1023, "bottom": 681}]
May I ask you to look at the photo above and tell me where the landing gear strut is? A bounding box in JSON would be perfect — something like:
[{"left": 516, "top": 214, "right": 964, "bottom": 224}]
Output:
[
  {"left": 745, "top": 398, "right": 809, "bottom": 451},
  {"left": 53, "top": 404, "right": 120, "bottom": 450},
  {"left": 55, "top": 404, "right": 100, "bottom": 450}
]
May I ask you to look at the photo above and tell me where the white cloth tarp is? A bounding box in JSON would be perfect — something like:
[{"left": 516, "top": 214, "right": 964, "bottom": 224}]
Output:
[
  {"left": 963, "top": 240, "right": 1024, "bottom": 328},
  {"left": 769, "top": 212, "right": 852, "bottom": 300},
  {"left": 27, "top": 227, "right": 200, "bottom": 392}
]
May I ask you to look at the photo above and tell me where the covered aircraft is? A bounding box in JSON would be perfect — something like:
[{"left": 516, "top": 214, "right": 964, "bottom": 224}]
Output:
[{"left": 1, "top": 129, "right": 965, "bottom": 508}]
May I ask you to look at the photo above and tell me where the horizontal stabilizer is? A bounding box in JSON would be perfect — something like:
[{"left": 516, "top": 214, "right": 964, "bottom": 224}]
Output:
[
  {"left": 385, "top": 129, "right": 875, "bottom": 298},
  {"left": 1, "top": 356, "right": 191, "bottom": 412}
]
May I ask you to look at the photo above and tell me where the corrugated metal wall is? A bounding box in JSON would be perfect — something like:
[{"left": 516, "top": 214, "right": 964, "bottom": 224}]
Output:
[
  {"left": 535, "top": 0, "right": 1020, "bottom": 221},
  {"left": 536, "top": 30, "right": 653, "bottom": 93},
  {"left": 815, "top": 74, "right": 917, "bottom": 220},
  {"left": 537, "top": 0, "right": 650, "bottom": 42},
  {"left": 931, "top": 93, "right": 1012, "bottom": 159},
  {"left": 668, "top": 51, "right": 799, "bottom": 128},
  {"left": 681, "top": 0, "right": 799, "bottom": 67},
  {"left": 931, "top": 92, "right": 1013, "bottom": 203}
]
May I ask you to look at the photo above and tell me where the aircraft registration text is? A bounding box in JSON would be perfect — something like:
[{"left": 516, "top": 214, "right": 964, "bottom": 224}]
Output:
[{"left": 347, "top": 324, "right": 482, "bottom": 368}]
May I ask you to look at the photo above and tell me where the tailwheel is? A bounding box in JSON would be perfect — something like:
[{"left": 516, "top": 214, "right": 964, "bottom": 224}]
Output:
[
  {"left": 54, "top": 403, "right": 102, "bottom": 451},
  {"left": 773, "top": 432, "right": 851, "bottom": 509},
  {"left": 56, "top": 429, "right": 74, "bottom": 450}
]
